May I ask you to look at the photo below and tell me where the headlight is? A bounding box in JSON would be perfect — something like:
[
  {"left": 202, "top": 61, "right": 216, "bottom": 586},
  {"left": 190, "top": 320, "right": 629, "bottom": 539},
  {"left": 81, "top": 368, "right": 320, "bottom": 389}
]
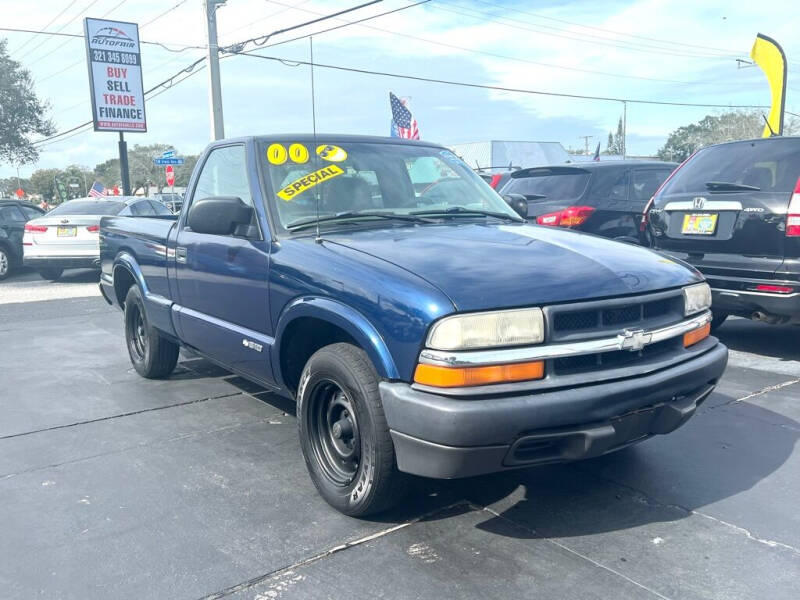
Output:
[
  {"left": 426, "top": 308, "right": 544, "bottom": 350},
  {"left": 683, "top": 283, "right": 711, "bottom": 316}
]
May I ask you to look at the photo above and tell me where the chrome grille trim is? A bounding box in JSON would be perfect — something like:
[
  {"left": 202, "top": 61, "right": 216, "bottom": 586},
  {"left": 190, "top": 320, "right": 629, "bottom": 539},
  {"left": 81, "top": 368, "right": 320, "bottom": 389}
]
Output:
[{"left": 418, "top": 311, "right": 711, "bottom": 367}]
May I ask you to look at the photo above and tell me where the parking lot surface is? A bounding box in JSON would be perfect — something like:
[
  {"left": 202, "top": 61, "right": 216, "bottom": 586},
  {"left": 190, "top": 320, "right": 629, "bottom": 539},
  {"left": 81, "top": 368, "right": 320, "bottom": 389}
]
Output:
[{"left": 1, "top": 269, "right": 798, "bottom": 599}]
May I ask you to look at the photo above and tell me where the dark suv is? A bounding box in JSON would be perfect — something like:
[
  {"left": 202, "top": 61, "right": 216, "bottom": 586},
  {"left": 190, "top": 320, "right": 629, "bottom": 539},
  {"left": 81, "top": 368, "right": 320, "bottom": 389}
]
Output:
[
  {"left": 0, "top": 200, "right": 44, "bottom": 280},
  {"left": 500, "top": 161, "right": 676, "bottom": 243},
  {"left": 645, "top": 137, "right": 800, "bottom": 328}
]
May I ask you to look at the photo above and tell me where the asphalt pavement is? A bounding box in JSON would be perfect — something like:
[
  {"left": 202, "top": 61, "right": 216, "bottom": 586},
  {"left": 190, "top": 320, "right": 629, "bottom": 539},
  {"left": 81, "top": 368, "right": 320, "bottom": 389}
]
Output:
[{"left": 1, "top": 269, "right": 798, "bottom": 599}]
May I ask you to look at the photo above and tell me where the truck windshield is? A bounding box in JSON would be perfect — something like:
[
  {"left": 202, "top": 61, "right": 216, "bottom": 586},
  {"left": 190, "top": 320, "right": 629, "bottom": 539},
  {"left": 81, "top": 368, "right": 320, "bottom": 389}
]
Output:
[{"left": 259, "top": 141, "right": 519, "bottom": 229}]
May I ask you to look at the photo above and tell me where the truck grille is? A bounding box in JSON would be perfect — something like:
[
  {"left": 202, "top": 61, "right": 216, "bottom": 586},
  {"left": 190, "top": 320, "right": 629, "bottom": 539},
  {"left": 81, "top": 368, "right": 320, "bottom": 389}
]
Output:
[{"left": 543, "top": 289, "right": 687, "bottom": 378}]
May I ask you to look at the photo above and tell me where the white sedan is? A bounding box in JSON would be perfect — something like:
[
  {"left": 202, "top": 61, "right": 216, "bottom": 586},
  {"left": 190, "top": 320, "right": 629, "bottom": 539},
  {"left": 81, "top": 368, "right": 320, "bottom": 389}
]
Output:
[{"left": 23, "top": 197, "right": 173, "bottom": 281}]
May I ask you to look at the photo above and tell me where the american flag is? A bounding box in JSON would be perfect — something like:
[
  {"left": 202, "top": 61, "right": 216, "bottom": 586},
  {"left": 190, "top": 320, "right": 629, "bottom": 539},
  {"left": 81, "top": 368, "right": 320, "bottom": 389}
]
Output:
[
  {"left": 88, "top": 181, "right": 106, "bottom": 197},
  {"left": 389, "top": 92, "right": 419, "bottom": 140},
  {"left": 593, "top": 141, "right": 601, "bottom": 162}
]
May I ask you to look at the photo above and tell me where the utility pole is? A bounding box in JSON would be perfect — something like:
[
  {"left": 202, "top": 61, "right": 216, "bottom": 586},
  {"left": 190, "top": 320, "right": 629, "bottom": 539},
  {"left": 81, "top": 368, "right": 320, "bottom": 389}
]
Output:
[
  {"left": 579, "top": 135, "right": 593, "bottom": 156},
  {"left": 204, "top": 0, "right": 226, "bottom": 140},
  {"left": 622, "top": 101, "right": 627, "bottom": 159}
]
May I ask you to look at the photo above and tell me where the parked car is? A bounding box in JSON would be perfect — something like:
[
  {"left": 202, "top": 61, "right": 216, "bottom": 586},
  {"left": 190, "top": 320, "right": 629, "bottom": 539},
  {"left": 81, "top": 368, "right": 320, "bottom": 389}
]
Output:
[
  {"left": 23, "top": 196, "right": 172, "bottom": 281},
  {"left": 500, "top": 161, "right": 677, "bottom": 243},
  {"left": 153, "top": 193, "right": 184, "bottom": 214},
  {"left": 476, "top": 166, "right": 519, "bottom": 190},
  {"left": 0, "top": 200, "right": 45, "bottom": 280},
  {"left": 644, "top": 137, "right": 800, "bottom": 328},
  {"left": 99, "top": 135, "right": 727, "bottom": 516}
]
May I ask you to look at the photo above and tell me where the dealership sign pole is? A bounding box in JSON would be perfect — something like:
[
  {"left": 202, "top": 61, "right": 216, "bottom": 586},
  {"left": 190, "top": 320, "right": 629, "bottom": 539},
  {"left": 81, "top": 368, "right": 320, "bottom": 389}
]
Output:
[{"left": 84, "top": 18, "right": 147, "bottom": 196}]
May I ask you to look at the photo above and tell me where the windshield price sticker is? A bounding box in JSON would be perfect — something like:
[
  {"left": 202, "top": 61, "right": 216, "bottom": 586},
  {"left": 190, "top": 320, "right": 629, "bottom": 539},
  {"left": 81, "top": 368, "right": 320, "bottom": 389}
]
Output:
[
  {"left": 277, "top": 165, "right": 344, "bottom": 201},
  {"left": 316, "top": 145, "right": 348, "bottom": 162},
  {"left": 267, "top": 143, "right": 288, "bottom": 165},
  {"left": 84, "top": 18, "right": 146, "bottom": 132},
  {"left": 289, "top": 143, "right": 309, "bottom": 164}
]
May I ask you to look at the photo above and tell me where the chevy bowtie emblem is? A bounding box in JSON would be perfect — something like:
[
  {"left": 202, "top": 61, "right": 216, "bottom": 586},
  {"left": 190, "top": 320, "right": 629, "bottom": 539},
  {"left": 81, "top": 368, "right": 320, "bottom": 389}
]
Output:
[
  {"left": 618, "top": 328, "right": 652, "bottom": 352},
  {"left": 692, "top": 196, "right": 706, "bottom": 209}
]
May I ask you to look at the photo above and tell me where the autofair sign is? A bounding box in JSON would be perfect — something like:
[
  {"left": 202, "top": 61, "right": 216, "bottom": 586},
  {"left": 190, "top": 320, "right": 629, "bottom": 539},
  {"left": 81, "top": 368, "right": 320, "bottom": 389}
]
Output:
[{"left": 83, "top": 18, "right": 146, "bottom": 132}]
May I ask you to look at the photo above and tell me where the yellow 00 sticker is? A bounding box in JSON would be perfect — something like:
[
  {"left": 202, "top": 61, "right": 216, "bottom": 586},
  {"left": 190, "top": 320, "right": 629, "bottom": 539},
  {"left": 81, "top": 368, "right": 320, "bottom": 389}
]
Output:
[
  {"left": 316, "top": 144, "right": 347, "bottom": 162},
  {"left": 277, "top": 164, "right": 345, "bottom": 201},
  {"left": 289, "top": 143, "right": 309, "bottom": 164},
  {"left": 267, "top": 143, "right": 288, "bottom": 165}
]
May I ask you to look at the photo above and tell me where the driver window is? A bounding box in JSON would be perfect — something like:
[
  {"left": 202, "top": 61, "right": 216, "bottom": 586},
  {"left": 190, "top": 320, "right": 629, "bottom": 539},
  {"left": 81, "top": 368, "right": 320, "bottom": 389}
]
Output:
[{"left": 192, "top": 145, "right": 252, "bottom": 208}]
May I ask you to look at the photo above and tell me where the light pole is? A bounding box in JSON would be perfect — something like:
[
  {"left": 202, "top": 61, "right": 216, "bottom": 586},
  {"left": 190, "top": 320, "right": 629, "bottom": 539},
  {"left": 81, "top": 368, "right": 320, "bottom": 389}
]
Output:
[{"left": 204, "top": 0, "right": 226, "bottom": 140}]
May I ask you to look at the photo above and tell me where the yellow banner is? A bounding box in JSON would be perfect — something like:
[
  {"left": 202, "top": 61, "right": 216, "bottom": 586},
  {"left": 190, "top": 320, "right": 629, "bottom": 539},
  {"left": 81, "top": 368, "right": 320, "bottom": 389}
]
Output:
[
  {"left": 751, "top": 33, "right": 787, "bottom": 137},
  {"left": 276, "top": 164, "right": 344, "bottom": 201}
]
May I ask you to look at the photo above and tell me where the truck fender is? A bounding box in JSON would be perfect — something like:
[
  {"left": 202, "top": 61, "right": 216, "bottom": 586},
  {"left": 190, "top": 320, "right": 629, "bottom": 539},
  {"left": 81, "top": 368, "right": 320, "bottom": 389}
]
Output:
[
  {"left": 272, "top": 297, "right": 400, "bottom": 384},
  {"left": 112, "top": 252, "right": 177, "bottom": 337}
]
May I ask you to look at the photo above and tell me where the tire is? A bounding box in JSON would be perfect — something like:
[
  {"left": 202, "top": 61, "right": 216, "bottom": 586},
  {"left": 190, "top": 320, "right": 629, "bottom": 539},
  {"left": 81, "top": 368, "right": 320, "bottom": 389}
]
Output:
[
  {"left": 0, "top": 246, "right": 10, "bottom": 281},
  {"left": 711, "top": 310, "right": 728, "bottom": 332},
  {"left": 297, "top": 343, "right": 406, "bottom": 517},
  {"left": 124, "top": 285, "right": 179, "bottom": 379},
  {"left": 38, "top": 267, "right": 63, "bottom": 281}
]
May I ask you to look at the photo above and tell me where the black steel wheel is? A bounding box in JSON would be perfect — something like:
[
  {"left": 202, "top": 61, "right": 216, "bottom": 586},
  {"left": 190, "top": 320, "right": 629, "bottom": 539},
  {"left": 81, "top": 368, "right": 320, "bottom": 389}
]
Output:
[
  {"left": 297, "top": 343, "right": 406, "bottom": 516},
  {"left": 38, "top": 267, "right": 63, "bottom": 281},
  {"left": 124, "top": 285, "right": 179, "bottom": 379}
]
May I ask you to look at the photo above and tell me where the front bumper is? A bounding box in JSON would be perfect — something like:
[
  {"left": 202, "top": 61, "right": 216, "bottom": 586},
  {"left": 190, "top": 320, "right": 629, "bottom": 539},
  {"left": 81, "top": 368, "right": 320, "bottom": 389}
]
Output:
[
  {"left": 381, "top": 341, "right": 727, "bottom": 478},
  {"left": 23, "top": 255, "right": 100, "bottom": 270}
]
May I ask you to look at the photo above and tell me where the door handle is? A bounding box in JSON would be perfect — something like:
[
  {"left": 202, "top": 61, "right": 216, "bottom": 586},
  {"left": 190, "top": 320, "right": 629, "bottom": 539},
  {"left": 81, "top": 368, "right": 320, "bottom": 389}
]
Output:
[{"left": 176, "top": 247, "right": 187, "bottom": 263}]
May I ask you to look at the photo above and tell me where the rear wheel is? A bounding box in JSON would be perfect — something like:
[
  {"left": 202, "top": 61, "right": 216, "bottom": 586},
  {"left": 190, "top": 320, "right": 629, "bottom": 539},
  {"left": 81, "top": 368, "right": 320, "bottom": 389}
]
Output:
[
  {"left": 297, "top": 343, "right": 406, "bottom": 517},
  {"left": 38, "top": 267, "right": 63, "bottom": 281},
  {"left": 124, "top": 285, "right": 179, "bottom": 379},
  {"left": 711, "top": 310, "right": 729, "bottom": 332},
  {"left": 0, "top": 247, "right": 10, "bottom": 280}
]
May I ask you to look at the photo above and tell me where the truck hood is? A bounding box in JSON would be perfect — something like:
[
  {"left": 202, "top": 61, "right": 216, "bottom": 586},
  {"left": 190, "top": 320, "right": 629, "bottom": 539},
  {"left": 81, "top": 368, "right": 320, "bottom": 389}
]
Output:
[{"left": 323, "top": 222, "right": 702, "bottom": 311}]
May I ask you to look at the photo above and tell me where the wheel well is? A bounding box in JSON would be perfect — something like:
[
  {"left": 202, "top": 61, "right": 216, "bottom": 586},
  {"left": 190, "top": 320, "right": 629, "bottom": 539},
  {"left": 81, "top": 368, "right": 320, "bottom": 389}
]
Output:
[
  {"left": 280, "top": 317, "right": 359, "bottom": 393},
  {"left": 113, "top": 266, "right": 136, "bottom": 306}
]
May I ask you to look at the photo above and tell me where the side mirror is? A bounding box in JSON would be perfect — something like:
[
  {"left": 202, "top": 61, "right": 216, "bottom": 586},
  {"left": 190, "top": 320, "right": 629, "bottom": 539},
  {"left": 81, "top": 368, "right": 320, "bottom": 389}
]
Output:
[
  {"left": 503, "top": 193, "right": 528, "bottom": 219},
  {"left": 187, "top": 196, "right": 254, "bottom": 236}
]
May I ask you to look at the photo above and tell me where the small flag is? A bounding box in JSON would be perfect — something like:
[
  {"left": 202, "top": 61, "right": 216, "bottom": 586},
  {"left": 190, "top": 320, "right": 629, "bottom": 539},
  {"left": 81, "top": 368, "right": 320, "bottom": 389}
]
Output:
[
  {"left": 389, "top": 92, "right": 419, "bottom": 140},
  {"left": 89, "top": 181, "right": 106, "bottom": 197},
  {"left": 593, "top": 141, "right": 601, "bottom": 162},
  {"left": 112, "top": 185, "right": 120, "bottom": 196}
]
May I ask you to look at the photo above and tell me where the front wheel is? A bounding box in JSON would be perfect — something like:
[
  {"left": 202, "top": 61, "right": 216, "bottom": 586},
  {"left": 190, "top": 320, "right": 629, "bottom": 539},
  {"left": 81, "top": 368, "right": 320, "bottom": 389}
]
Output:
[
  {"left": 38, "top": 267, "right": 63, "bottom": 281},
  {"left": 124, "top": 285, "right": 179, "bottom": 379},
  {"left": 297, "top": 343, "right": 406, "bottom": 516}
]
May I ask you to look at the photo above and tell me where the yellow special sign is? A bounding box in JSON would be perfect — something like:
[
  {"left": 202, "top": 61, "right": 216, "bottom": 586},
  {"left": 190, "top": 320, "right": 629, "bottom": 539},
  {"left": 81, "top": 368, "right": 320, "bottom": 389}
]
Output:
[
  {"left": 277, "top": 164, "right": 344, "bottom": 201},
  {"left": 267, "top": 143, "right": 288, "bottom": 165},
  {"left": 289, "top": 143, "right": 309, "bottom": 164},
  {"left": 316, "top": 144, "right": 348, "bottom": 162}
]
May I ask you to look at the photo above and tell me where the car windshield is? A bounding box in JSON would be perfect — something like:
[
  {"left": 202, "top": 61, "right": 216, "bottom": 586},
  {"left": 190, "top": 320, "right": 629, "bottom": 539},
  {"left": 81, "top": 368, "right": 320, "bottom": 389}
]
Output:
[
  {"left": 661, "top": 138, "right": 800, "bottom": 196},
  {"left": 502, "top": 168, "right": 591, "bottom": 201},
  {"left": 260, "top": 140, "right": 519, "bottom": 229},
  {"left": 48, "top": 200, "right": 126, "bottom": 216}
]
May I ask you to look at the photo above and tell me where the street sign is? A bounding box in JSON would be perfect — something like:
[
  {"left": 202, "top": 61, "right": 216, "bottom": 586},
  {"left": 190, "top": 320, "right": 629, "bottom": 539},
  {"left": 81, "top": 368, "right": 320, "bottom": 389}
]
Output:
[
  {"left": 84, "top": 18, "right": 146, "bottom": 132},
  {"left": 153, "top": 157, "right": 184, "bottom": 165},
  {"left": 161, "top": 150, "right": 176, "bottom": 159},
  {"left": 165, "top": 165, "right": 175, "bottom": 187}
]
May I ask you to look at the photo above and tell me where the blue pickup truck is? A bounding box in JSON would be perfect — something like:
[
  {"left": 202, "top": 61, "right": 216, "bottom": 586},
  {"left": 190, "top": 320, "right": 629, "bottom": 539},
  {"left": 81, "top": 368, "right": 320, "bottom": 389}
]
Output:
[{"left": 99, "top": 135, "right": 728, "bottom": 516}]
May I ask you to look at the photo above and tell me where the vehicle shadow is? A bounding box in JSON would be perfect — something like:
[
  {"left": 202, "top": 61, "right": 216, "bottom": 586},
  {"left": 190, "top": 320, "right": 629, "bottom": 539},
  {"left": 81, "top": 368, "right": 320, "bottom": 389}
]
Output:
[
  {"left": 714, "top": 317, "right": 800, "bottom": 362},
  {"left": 53, "top": 269, "right": 101, "bottom": 284}
]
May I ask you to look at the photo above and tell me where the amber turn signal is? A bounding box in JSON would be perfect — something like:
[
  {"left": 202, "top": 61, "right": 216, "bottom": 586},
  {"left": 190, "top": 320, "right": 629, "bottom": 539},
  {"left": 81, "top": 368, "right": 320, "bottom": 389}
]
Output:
[
  {"left": 414, "top": 360, "right": 545, "bottom": 388},
  {"left": 683, "top": 322, "right": 711, "bottom": 348}
]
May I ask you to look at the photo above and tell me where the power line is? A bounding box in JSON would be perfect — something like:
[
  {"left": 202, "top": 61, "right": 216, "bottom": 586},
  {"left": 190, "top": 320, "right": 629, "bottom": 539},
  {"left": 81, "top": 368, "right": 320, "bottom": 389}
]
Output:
[
  {"left": 9, "top": 0, "right": 79, "bottom": 57},
  {"left": 24, "top": 0, "right": 105, "bottom": 67},
  {"left": 232, "top": 49, "right": 773, "bottom": 110},
  {"left": 219, "top": 0, "right": 314, "bottom": 42},
  {"left": 260, "top": 0, "right": 749, "bottom": 87},
  {"left": 0, "top": 26, "right": 206, "bottom": 52}
]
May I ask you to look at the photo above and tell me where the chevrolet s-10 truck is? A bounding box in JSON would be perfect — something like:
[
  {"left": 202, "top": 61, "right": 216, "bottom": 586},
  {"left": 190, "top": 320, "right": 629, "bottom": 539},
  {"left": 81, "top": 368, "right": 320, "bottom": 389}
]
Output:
[{"left": 99, "top": 135, "right": 728, "bottom": 516}]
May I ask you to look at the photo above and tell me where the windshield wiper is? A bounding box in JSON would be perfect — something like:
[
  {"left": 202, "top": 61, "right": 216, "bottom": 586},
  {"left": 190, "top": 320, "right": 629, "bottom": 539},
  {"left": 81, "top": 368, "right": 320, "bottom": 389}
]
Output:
[
  {"left": 410, "top": 206, "right": 524, "bottom": 222},
  {"left": 705, "top": 181, "right": 761, "bottom": 191},
  {"left": 286, "top": 211, "right": 435, "bottom": 231}
]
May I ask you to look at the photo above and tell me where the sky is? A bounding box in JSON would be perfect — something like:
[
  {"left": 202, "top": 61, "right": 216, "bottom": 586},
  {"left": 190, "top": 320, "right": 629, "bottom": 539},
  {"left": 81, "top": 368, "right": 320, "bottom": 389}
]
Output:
[{"left": 2, "top": 0, "right": 799, "bottom": 178}]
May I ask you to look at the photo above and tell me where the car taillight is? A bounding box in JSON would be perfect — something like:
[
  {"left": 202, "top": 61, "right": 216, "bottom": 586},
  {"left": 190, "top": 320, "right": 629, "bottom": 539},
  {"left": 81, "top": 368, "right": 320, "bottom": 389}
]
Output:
[
  {"left": 87, "top": 225, "right": 100, "bottom": 233},
  {"left": 752, "top": 284, "right": 795, "bottom": 294},
  {"left": 536, "top": 206, "right": 594, "bottom": 227},
  {"left": 640, "top": 151, "right": 697, "bottom": 232},
  {"left": 489, "top": 174, "right": 503, "bottom": 189},
  {"left": 786, "top": 176, "right": 800, "bottom": 237},
  {"left": 24, "top": 224, "right": 48, "bottom": 233}
]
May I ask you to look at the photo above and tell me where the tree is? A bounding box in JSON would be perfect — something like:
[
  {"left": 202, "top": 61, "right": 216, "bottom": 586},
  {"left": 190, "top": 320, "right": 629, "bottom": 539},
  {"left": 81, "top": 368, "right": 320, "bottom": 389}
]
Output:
[
  {"left": 605, "top": 117, "right": 624, "bottom": 155},
  {"left": 29, "top": 168, "right": 61, "bottom": 201},
  {"left": 0, "top": 39, "right": 55, "bottom": 165},
  {"left": 94, "top": 146, "right": 199, "bottom": 193},
  {"left": 657, "top": 110, "right": 800, "bottom": 162}
]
